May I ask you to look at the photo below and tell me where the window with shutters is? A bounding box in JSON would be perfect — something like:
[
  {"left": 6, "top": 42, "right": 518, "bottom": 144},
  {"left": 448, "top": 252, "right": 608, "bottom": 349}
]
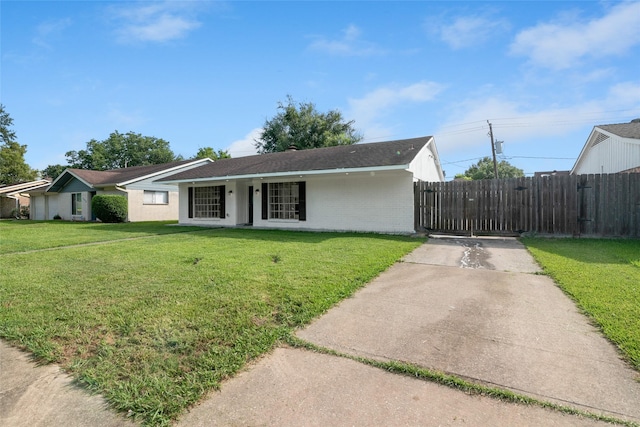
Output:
[
  {"left": 193, "top": 186, "right": 224, "bottom": 218},
  {"left": 265, "top": 182, "right": 306, "bottom": 221}
]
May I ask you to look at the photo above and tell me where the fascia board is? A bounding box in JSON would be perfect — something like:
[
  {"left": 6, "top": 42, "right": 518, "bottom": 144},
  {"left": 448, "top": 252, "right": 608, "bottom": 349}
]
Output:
[
  {"left": 111, "top": 159, "right": 214, "bottom": 187},
  {"left": 162, "top": 164, "right": 410, "bottom": 184},
  {"left": 48, "top": 169, "right": 94, "bottom": 191}
]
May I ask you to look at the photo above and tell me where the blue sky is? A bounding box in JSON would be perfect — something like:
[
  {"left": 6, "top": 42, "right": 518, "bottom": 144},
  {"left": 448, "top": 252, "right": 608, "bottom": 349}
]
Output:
[{"left": 2, "top": 1, "right": 640, "bottom": 179}]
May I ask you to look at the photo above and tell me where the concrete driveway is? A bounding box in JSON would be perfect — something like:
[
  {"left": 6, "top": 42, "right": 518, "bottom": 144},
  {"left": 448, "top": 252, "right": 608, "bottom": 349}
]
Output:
[
  {"left": 3, "top": 236, "right": 639, "bottom": 426},
  {"left": 178, "top": 236, "right": 639, "bottom": 426}
]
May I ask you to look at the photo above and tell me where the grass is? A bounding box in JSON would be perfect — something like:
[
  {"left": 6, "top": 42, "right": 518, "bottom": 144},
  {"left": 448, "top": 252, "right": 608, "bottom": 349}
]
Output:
[
  {"left": 0, "top": 220, "right": 206, "bottom": 254},
  {"left": 0, "top": 222, "right": 423, "bottom": 426},
  {"left": 522, "top": 238, "right": 640, "bottom": 370}
]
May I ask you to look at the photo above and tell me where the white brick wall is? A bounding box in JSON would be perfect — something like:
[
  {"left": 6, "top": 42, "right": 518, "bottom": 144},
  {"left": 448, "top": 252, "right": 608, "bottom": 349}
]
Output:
[{"left": 179, "top": 170, "right": 416, "bottom": 234}]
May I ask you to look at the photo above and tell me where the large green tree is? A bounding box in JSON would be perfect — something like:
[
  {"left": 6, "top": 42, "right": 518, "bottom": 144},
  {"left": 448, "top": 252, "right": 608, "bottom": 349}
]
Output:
[
  {"left": 255, "top": 95, "right": 362, "bottom": 154},
  {"left": 455, "top": 157, "right": 524, "bottom": 180},
  {"left": 41, "top": 164, "right": 67, "bottom": 180},
  {"left": 66, "top": 131, "right": 180, "bottom": 170},
  {"left": 0, "top": 104, "right": 37, "bottom": 185},
  {"left": 194, "top": 147, "right": 231, "bottom": 160}
]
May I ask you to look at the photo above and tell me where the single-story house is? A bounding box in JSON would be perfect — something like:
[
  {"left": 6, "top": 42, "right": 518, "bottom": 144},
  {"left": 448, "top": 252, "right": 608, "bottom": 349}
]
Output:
[
  {"left": 571, "top": 119, "right": 640, "bottom": 175},
  {"left": 0, "top": 179, "right": 51, "bottom": 218},
  {"left": 158, "top": 137, "right": 444, "bottom": 234},
  {"left": 28, "top": 158, "right": 212, "bottom": 221}
]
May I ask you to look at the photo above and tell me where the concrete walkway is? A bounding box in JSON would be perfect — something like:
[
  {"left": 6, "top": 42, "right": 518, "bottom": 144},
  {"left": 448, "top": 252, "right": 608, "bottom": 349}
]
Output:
[{"left": 2, "top": 236, "right": 639, "bottom": 426}]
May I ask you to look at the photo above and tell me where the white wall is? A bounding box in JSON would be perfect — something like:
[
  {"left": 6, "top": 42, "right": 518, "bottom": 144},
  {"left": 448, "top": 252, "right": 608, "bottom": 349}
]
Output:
[
  {"left": 573, "top": 132, "right": 640, "bottom": 174},
  {"left": 30, "top": 195, "right": 46, "bottom": 220},
  {"left": 408, "top": 140, "right": 444, "bottom": 182},
  {"left": 125, "top": 189, "right": 179, "bottom": 222},
  {"left": 179, "top": 170, "right": 417, "bottom": 234}
]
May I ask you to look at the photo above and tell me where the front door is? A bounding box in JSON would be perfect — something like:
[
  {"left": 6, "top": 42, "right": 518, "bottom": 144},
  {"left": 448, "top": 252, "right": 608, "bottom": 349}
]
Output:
[{"left": 248, "top": 186, "right": 254, "bottom": 225}]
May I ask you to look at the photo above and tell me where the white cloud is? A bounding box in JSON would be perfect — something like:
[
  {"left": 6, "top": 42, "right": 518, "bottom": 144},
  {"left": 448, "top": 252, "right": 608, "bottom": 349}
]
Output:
[
  {"left": 433, "top": 14, "right": 510, "bottom": 49},
  {"left": 226, "top": 128, "right": 262, "bottom": 158},
  {"left": 107, "top": 106, "right": 148, "bottom": 128},
  {"left": 32, "top": 18, "right": 72, "bottom": 49},
  {"left": 435, "top": 82, "right": 640, "bottom": 155},
  {"left": 347, "top": 81, "right": 445, "bottom": 139},
  {"left": 110, "top": 1, "right": 202, "bottom": 44},
  {"left": 510, "top": 2, "right": 640, "bottom": 69},
  {"left": 308, "top": 24, "right": 384, "bottom": 56}
]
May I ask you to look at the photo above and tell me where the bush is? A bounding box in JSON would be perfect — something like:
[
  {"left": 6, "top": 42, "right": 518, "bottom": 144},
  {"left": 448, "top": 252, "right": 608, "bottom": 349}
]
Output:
[{"left": 92, "top": 195, "right": 128, "bottom": 223}]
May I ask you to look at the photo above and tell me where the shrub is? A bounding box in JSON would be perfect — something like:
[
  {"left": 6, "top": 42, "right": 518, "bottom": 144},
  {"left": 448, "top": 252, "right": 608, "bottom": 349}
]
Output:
[{"left": 92, "top": 195, "right": 128, "bottom": 223}]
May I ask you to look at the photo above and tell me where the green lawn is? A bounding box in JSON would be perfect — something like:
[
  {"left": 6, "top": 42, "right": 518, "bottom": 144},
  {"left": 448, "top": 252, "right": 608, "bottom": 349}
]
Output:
[
  {"left": 0, "top": 220, "right": 205, "bottom": 254},
  {"left": 0, "top": 222, "right": 423, "bottom": 426},
  {"left": 522, "top": 238, "right": 640, "bottom": 370}
]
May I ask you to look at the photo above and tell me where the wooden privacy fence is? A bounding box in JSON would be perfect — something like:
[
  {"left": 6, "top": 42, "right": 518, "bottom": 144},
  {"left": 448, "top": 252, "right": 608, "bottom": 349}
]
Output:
[{"left": 415, "top": 173, "right": 640, "bottom": 238}]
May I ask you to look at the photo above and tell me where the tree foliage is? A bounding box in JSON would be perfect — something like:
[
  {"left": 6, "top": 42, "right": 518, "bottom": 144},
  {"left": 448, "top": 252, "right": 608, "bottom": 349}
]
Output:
[
  {"left": 41, "top": 164, "right": 67, "bottom": 180},
  {"left": 456, "top": 157, "right": 524, "bottom": 180},
  {"left": 0, "top": 104, "right": 37, "bottom": 185},
  {"left": 194, "top": 147, "right": 231, "bottom": 160},
  {"left": 66, "top": 131, "right": 180, "bottom": 170},
  {"left": 255, "top": 95, "right": 362, "bottom": 153}
]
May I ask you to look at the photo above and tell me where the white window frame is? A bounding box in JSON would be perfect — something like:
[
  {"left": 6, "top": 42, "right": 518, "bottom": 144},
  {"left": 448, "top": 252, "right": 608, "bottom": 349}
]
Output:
[
  {"left": 194, "top": 186, "right": 223, "bottom": 218},
  {"left": 71, "top": 193, "right": 82, "bottom": 215},
  {"left": 143, "top": 190, "right": 169, "bottom": 205},
  {"left": 269, "top": 182, "right": 299, "bottom": 220}
]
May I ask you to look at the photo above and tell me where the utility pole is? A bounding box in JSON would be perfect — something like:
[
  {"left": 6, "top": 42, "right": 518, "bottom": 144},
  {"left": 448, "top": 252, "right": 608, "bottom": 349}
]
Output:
[{"left": 487, "top": 120, "right": 499, "bottom": 179}]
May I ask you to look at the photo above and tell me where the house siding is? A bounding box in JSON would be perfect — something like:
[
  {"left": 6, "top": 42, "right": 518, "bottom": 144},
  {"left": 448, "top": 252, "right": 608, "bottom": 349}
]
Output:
[
  {"left": 572, "top": 130, "right": 640, "bottom": 175},
  {"left": 126, "top": 188, "right": 179, "bottom": 222}
]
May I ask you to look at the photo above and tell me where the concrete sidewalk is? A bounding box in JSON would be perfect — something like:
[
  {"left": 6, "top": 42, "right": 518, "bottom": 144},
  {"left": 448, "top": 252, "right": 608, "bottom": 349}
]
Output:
[{"left": 2, "top": 237, "right": 639, "bottom": 426}]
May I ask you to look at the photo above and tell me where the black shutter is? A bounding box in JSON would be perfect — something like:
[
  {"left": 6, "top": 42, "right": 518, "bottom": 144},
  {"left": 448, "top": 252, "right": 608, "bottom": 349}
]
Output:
[
  {"left": 219, "top": 185, "right": 225, "bottom": 219},
  {"left": 298, "top": 181, "right": 306, "bottom": 221},
  {"left": 261, "top": 182, "right": 268, "bottom": 220},
  {"left": 188, "top": 187, "right": 193, "bottom": 218}
]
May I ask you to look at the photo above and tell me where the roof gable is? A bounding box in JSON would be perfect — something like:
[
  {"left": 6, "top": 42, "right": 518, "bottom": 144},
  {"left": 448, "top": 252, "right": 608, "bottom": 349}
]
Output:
[
  {"left": 571, "top": 120, "right": 640, "bottom": 174},
  {"left": 597, "top": 121, "right": 640, "bottom": 140},
  {"left": 47, "top": 159, "right": 211, "bottom": 192},
  {"left": 159, "top": 137, "right": 432, "bottom": 182}
]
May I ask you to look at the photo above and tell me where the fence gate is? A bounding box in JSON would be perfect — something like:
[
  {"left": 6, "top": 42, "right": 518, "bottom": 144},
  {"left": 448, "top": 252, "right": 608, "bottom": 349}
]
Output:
[{"left": 415, "top": 174, "right": 640, "bottom": 238}]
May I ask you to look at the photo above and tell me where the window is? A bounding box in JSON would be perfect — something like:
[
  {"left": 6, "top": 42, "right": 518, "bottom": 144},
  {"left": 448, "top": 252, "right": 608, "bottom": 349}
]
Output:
[
  {"left": 144, "top": 190, "right": 168, "bottom": 205},
  {"left": 189, "top": 186, "right": 225, "bottom": 219},
  {"left": 71, "top": 193, "right": 82, "bottom": 215},
  {"left": 262, "top": 182, "right": 306, "bottom": 221}
]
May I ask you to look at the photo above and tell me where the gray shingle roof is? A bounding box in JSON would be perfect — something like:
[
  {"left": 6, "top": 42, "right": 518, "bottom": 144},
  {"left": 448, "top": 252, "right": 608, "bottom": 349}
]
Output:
[
  {"left": 597, "top": 120, "right": 640, "bottom": 139},
  {"left": 159, "top": 137, "right": 431, "bottom": 182},
  {"left": 48, "top": 159, "right": 205, "bottom": 192}
]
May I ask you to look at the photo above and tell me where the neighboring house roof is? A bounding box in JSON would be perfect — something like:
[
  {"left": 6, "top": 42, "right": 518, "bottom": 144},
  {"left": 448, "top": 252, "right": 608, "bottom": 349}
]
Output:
[
  {"left": 621, "top": 166, "right": 640, "bottom": 173},
  {"left": 571, "top": 119, "right": 640, "bottom": 174},
  {"left": 159, "top": 137, "right": 434, "bottom": 182},
  {"left": 0, "top": 180, "right": 51, "bottom": 198},
  {"left": 597, "top": 121, "right": 640, "bottom": 139},
  {"left": 47, "top": 159, "right": 212, "bottom": 192}
]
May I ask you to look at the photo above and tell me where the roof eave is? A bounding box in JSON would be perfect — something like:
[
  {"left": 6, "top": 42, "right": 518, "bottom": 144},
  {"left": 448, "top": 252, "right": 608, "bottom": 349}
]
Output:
[
  {"left": 116, "top": 158, "right": 213, "bottom": 186},
  {"left": 162, "top": 164, "right": 411, "bottom": 184}
]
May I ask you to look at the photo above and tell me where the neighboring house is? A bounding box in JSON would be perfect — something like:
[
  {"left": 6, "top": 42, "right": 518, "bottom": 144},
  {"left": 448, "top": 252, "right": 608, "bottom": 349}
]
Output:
[
  {"left": 571, "top": 119, "right": 640, "bottom": 175},
  {"left": 533, "top": 170, "right": 570, "bottom": 178},
  {"left": 27, "top": 159, "right": 212, "bottom": 221},
  {"left": 0, "top": 180, "right": 51, "bottom": 218},
  {"left": 158, "top": 137, "right": 444, "bottom": 234}
]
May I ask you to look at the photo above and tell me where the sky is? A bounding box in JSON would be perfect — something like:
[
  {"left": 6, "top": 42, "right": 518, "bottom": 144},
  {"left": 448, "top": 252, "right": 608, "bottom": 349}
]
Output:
[{"left": 2, "top": 0, "right": 640, "bottom": 180}]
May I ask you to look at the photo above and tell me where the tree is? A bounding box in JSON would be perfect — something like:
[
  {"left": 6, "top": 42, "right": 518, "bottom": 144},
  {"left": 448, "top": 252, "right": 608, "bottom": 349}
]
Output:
[
  {"left": 41, "top": 164, "right": 67, "bottom": 180},
  {"left": 255, "top": 95, "right": 362, "bottom": 153},
  {"left": 66, "top": 131, "right": 180, "bottom": 170},
  {"left": 455, "top": 157, "right": 524, "bottom": 180},
  {"left": 0, "top": 104, "right": 37, "bottom": 185},
  {"left": 194, "top": 147, "right": 231, "bottom": 160}
]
